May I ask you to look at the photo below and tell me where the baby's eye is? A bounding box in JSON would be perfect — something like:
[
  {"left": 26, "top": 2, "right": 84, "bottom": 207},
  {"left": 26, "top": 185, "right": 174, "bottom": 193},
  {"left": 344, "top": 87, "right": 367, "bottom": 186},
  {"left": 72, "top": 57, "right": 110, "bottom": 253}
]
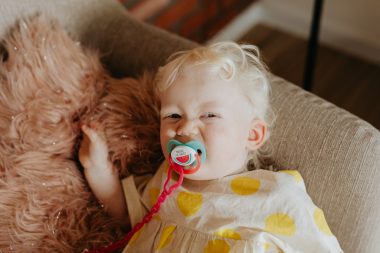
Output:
[
  {"left": 201, "top": 112, "right": 219, "bottom": 119},
  {"left": 165, "top": 113, "right": 181, "bottom": 119}
]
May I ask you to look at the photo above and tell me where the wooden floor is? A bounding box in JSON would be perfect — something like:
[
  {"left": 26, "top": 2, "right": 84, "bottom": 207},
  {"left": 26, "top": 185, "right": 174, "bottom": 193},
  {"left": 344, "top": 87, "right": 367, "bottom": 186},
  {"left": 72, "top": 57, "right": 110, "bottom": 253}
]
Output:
[{"left": 239, "top": 24, "right": 380, "bottom": 130}]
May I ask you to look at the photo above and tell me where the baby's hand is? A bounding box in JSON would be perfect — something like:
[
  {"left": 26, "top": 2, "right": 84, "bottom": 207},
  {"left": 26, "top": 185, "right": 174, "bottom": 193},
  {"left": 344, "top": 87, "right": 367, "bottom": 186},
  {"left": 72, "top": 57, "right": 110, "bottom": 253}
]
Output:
[
  {"left": 79, "top": 124, "right": 128, "bottom": 222},
  {"left": 79, "top": 124, "right": 118, "bottom": 202},
  {"left": 79, "top": 124, "right": 110, "bottom": 172}
]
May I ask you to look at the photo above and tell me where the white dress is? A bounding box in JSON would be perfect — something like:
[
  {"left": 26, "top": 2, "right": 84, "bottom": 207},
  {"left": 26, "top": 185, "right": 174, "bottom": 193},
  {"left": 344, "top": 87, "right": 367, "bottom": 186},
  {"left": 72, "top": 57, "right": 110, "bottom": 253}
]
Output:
[{"left": 121, "top": 162, "right": 343, "bottom": 253}]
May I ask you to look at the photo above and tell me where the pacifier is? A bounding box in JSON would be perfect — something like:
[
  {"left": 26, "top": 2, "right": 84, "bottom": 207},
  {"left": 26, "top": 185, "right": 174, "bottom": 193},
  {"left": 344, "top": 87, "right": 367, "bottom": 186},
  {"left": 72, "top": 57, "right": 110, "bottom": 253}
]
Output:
[{"left": 166, "top": 139, "right": 206, "bottom": 174}]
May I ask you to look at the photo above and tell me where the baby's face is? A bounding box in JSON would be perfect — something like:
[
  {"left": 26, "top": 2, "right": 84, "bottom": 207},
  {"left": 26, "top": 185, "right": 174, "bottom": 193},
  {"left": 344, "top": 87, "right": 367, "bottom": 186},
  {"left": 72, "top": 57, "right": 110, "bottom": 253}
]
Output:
[{"left": 160, "top": 67, "right": 258, "bottom": 180}]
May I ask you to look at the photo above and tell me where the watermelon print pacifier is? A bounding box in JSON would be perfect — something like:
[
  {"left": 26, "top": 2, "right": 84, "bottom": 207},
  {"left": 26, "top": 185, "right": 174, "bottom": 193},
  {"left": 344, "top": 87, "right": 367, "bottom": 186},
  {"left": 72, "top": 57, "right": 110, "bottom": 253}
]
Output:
[{"left": 167, "top": 139, "right": 206, "bottom": 174}]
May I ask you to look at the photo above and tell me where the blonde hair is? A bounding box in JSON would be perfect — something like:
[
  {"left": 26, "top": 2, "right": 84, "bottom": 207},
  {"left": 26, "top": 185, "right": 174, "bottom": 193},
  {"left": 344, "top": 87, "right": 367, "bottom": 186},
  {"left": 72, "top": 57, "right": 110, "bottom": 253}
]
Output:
[{"left": 155, "top": 41, "right": 274, "bottom": 170}]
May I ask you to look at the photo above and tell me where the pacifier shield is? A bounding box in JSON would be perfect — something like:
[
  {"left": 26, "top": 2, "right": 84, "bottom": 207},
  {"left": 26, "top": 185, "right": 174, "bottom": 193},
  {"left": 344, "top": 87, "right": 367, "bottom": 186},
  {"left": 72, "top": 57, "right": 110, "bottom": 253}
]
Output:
[
  {"left": 167, "top": 139, "right": 206, "bottom": 175},
  {"left": 166, "top": 139, "right": 206, "bottom": 164},
  {"left": 171, "top": 145, "right": 196, "bottom": 167}
]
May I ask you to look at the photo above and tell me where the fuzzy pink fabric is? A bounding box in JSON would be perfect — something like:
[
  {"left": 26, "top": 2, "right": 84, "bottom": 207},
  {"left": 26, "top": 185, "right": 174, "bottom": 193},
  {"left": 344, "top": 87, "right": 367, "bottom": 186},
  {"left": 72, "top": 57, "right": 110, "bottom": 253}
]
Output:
[
  {"left": 0, "top": 15, "right": 161, "bottom": 252},
  {"left": 82, "top": 73, "right": 162, "bottom": 178}
]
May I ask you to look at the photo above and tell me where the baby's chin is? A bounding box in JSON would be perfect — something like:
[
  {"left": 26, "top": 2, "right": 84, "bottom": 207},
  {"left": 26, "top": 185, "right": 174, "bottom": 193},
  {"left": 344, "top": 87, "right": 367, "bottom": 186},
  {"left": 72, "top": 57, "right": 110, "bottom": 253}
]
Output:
[
  {"left": 181, "top": 163, "right": 246, "bottom": 181},
  {"left": 182, "top": 167, "right": 219, "bottom": 181}
]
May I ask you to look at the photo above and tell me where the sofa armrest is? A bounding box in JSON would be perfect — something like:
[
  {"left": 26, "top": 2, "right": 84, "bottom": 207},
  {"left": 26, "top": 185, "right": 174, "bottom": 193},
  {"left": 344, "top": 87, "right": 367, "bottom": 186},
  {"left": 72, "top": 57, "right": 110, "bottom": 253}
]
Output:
[{"left": 270, "top": 75, "right": 380, "bottom": 253}]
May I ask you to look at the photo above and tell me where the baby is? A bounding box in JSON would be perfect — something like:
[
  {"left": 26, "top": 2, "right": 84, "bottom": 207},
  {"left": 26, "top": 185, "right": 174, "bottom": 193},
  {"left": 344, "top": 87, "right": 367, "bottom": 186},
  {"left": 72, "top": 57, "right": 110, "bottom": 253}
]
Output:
[{"left": 79, "top": 42, "right": 342, "bottom": 252}]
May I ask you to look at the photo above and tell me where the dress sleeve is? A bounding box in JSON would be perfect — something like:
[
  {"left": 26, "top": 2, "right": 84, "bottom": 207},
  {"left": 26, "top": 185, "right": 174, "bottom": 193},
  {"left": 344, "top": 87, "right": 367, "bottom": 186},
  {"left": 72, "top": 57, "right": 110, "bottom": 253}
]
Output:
[{"left": 121, "top": 174, "right": 152, "bottom": 227}]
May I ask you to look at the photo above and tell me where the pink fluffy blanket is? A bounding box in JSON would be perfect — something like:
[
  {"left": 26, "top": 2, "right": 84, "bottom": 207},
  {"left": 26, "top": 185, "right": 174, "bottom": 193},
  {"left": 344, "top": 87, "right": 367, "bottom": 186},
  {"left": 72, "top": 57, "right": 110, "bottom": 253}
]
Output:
[{"left": 0, "top": 15, "right": 161, "bottom": 252}]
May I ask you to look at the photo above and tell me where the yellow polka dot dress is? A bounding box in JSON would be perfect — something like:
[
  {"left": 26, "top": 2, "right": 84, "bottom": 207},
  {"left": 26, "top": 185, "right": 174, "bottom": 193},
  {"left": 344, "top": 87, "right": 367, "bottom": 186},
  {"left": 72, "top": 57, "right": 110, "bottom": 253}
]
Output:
[{"left": 121, "top": 163, "right": 343, "bottom": 253}]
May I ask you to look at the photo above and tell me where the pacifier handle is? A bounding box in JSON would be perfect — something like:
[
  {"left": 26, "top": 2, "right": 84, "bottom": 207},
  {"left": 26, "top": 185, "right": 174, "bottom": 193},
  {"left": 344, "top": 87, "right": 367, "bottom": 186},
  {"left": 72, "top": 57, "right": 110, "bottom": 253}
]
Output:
[
  {"left": 169, "top": 153, "right": 201, "bottom": 175},
  {"left": 84, "top": 158, "right": 185, "bottom": 253}
]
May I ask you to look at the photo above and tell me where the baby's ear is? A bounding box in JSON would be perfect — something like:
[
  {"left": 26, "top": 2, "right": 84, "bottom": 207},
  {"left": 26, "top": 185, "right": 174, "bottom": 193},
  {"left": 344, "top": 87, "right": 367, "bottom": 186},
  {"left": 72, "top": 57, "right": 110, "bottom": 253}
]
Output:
[{"left": 247, "top": 119, "right": 267, "bottom": 151}]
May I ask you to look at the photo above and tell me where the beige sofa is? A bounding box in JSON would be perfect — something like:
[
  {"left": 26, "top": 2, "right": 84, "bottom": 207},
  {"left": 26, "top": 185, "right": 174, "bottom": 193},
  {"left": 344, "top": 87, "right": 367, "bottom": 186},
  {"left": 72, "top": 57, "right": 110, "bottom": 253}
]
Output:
[{"left": 1, "top": 1, "right": 379, "bottom": 252}]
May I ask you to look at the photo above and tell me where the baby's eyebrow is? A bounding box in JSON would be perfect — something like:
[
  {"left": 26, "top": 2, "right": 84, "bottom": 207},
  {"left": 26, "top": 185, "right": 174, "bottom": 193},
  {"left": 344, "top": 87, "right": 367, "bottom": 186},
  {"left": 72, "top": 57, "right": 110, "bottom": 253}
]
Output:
[
  {"left": 200, "top": 101, "right": 225, "bottom": 108},
  {"left": 160, "top": 106, "right": 178, "bottom": 115}
]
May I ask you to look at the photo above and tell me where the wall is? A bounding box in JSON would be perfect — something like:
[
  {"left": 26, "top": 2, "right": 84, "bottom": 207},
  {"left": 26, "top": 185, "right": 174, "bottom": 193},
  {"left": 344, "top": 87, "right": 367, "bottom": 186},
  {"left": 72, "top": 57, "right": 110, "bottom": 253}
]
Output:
[
  {"left": 120, "top": 0, "right": 255, "bottom": 43},
  {"left": 211, "top": 0, "right": 380, "bottom": 64}
]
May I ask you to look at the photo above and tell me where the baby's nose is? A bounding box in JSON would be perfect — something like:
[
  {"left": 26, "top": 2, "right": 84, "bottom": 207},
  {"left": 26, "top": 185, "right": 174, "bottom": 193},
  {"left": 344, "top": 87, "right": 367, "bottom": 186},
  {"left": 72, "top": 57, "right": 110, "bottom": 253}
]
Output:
[{"left": 176, "top": 119, "right": 199, "bottom": 137}]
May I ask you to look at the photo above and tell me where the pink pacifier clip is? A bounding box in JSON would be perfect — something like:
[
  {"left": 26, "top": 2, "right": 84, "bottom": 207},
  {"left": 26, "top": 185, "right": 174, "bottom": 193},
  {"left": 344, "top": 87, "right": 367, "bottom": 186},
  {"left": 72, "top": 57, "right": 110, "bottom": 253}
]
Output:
[{"left": 84, "top": 142, "right": 202, "bottom": 253}]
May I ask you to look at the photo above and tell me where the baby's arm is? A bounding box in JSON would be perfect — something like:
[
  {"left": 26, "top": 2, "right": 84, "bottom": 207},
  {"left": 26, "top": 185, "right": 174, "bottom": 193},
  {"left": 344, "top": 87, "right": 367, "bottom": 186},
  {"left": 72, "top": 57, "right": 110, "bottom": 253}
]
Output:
[{"left": 79, "top": 124, "right": 128, "bottom": 225}]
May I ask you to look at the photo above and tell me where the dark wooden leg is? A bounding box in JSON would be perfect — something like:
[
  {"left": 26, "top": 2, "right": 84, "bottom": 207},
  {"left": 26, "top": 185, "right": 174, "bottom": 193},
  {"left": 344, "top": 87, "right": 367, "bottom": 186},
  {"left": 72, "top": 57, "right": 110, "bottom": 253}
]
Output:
[{"left": 303, "top": 0, "right": 324, "bottom": 91}]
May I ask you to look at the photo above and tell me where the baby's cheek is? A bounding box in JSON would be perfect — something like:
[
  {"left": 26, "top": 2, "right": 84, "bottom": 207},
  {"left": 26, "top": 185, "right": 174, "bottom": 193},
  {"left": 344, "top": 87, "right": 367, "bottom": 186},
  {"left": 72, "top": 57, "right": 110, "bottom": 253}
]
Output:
[
  {"left": 160, "top": 127, "right": 180, "bottom": 161},
  {"left": 159, "top": 135, "right": 169, "bottom": 158},
  {"left": 206, "top": 127, "right": 234, "bottom": 156},
  {"left": 207, "top": 124, "right": 227, "bottom": 137},
  {"left": 213, "top": 128, "right": 247, "bottom": 158}
]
